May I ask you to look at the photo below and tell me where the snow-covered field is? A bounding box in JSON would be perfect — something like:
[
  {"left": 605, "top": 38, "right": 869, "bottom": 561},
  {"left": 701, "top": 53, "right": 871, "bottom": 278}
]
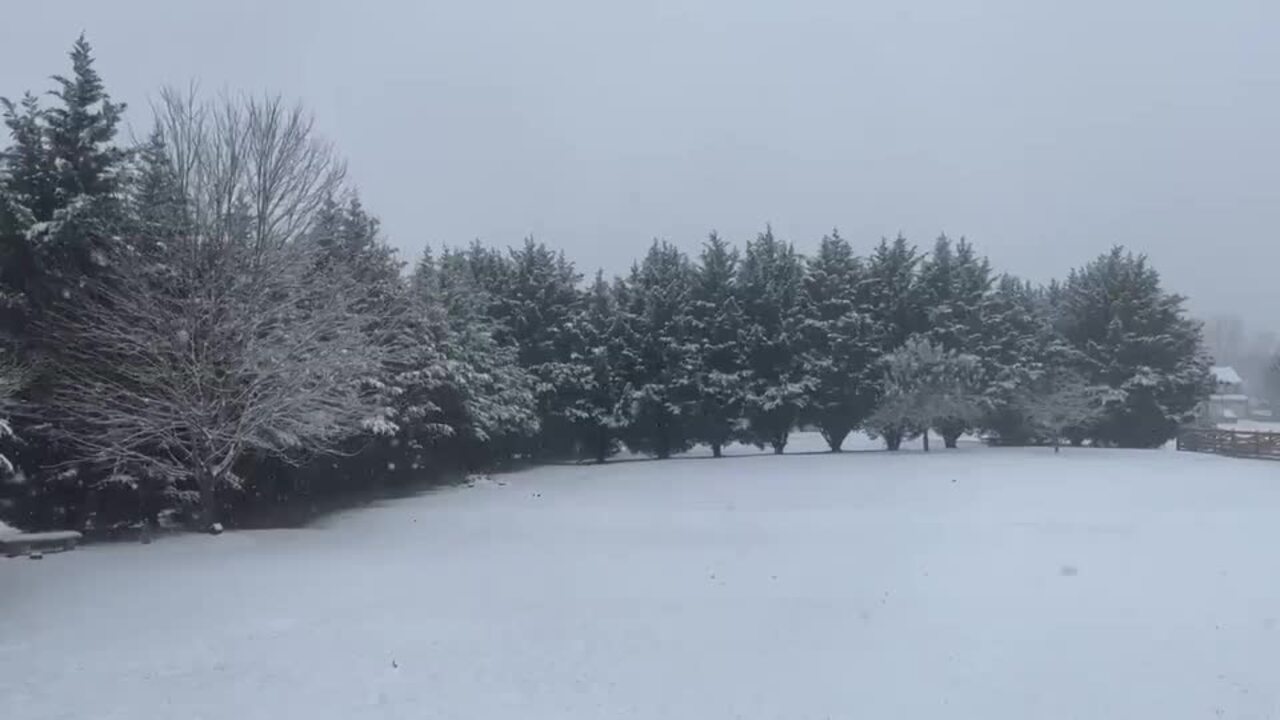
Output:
[{"left": 4, "top": 434, "right": 1280, "bottom": 719}]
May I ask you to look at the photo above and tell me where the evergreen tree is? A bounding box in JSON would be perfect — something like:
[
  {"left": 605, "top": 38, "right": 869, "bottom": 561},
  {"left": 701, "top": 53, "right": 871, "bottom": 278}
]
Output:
[
  {"left": 1057, "top": 247, "right": 1211, "bottom": 447},
  {"left": 129, "top": 128, "right": 187, "bottom": 249},
  {"left": 615, "top": 241, "right": 697, "bottom": 459},
  {"left": 864, "top": 235, "right": 924, "bottom": 351},
  {"left": 976, "top": 275, "right": 1061, "bottom": 444},
  {"left": 918, "top": 236, "right": 993, "bottom": 445},
  {"left": 0, "top": 36, "right": 129, "bottom": 531},
  {"left": 738, "top": 227, "right": 809, "bottom": 453},
  {"left": 481, "top": 239, "right": 587, "bottom": 458},
  {"left": 46, "top": 36, "right": 128, "bottom": 201},
  {"left": 571, "top": 272, "right": 628, "bottom": 462},
  {"left": 800, "top": 231, "right": 881, "bottom": 451},
  {"left": 14, "top": 35, "right": 129, "bottom": 306},
  {"left": 398, "top": 247, "right": 539, "bottom": 469},
  {"left": 688, "top": 232, "right": 747, "bottom": 457},
  {"left": 436, "top": 248, "right": 539, "bottom": 460}
]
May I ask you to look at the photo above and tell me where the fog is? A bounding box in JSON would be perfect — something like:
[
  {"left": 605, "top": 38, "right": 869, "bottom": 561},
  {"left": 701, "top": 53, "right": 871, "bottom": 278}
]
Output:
[{"left": 2, "top": 0, "right": 1276, "bottom": 332}]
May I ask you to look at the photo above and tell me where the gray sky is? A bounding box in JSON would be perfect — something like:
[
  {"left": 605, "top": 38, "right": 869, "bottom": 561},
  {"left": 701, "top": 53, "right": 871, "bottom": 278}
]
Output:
[{"left": 2, "top": 0, "right": 1277, "bottom": 332}]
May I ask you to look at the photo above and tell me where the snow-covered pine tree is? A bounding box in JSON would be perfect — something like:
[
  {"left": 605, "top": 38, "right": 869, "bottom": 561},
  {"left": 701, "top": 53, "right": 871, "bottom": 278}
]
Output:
[
  {"left": 688, "top": 232, "right": 747, "bottom": 458},
  {"left": 738, "top": 227, "right": 809, "bottom": 453},
  {"left": 0, "top": 36, "right": 130, "bottom": 530},
  {"left": 436, "top": 248, "right": 539, "bottom": 461},
  {"left": 1057, "top": 247, "right": 1212, "bottom": 447},
  {"left": 399, "top": 247, "right": 539, "bottom": 470},
  {"left": 29, "top": 34, "right": 129, "bottom": 292},
  {"left": 570, "top": 271, "right": 628, "bottom": 462},
  {"left": 1, "top": 35, "right": 129, "bottom": 338},
  {"left": 129, "top": 128, "right": 187, "bottom": 250},
  {"left": 800, "top": 230, "right": 881, "bottom": 451},
  {"left": 395, "top": 248, "right": 460, "bottom": 464},
  {"left": 479, "top": 239, "right": 587, "bottom": 458},
  {"left": 975, "top": 274, "right": 1057, "bottom": 444},
  {"left": 613, "top": 241, "right": 697, "bottom": 459},
  {"left": 918, "top": 235, "right": 993, "bottom": 446},
  {"left": 864, "top": 235, "right": 925, "bottom": 352}
]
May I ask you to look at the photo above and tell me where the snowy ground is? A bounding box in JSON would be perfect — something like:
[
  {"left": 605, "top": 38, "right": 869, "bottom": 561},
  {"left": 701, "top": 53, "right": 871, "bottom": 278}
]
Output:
[{"left": 4, "top": 434, "right": 1280, "bottom": 719}]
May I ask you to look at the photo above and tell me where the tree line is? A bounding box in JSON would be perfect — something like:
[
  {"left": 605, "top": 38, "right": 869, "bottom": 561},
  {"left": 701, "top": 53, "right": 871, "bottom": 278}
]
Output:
[{"left": 0, "top": 38, "right": 1212, "bottom": 534}]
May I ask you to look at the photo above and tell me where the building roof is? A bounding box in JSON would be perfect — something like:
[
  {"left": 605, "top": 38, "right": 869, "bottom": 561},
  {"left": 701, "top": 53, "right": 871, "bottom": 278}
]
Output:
[{"left": 1212, "top": 366, "right": 1243, "bottom": 384}]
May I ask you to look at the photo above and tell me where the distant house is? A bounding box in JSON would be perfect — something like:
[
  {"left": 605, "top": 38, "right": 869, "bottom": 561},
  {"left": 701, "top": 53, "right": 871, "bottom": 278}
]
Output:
[{"left": 1202, "top": 365, "right": 1249, "bottom": 424}]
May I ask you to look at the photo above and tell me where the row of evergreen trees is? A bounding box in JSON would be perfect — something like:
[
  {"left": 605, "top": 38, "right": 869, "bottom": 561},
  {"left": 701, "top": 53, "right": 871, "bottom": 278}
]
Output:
[
  {"left": 0, "top": 38, "right": 1212, "bottom": 533},
  {"left": 417, "top": 230, "right": 1210, "bottom": 461}
]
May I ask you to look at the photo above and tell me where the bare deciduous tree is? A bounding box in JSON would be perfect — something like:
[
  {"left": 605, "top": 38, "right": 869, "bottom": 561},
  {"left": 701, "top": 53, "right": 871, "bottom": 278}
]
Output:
[
  {"left": 868, "top": 336, "right": 984, "bottom": 451},
  {"left": 1023, "top": 371, "right": 1104, "bottom": 452},
  {"left": 45, "top": 241, "right": 387, "bottom": 527},
  {"left": 152, "top": 86, "right": 346, "bottom": 253},
  {"left": 0, "top": 353, "right": 28, "bottom": 477},
  {"left": 43, "top": 89, "right": 381, "bottom": 529}
]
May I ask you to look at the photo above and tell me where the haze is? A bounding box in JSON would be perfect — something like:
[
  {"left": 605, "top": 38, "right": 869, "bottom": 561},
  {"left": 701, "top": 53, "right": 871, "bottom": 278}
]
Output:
[{"left": 2, "top": 0, "right": 1276, "bottom": 332}]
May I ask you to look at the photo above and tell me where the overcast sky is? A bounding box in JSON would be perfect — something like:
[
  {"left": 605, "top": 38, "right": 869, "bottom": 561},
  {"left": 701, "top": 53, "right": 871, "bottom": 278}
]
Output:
[{"left": 2, "top": 0, "right": 1277, "bottom": 333}]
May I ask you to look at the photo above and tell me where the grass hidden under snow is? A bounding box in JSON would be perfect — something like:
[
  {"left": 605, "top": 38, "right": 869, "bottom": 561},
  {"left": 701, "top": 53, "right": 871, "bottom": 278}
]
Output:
[{"left": 2, "top": 433, "right": 1278, "bottom": 719}]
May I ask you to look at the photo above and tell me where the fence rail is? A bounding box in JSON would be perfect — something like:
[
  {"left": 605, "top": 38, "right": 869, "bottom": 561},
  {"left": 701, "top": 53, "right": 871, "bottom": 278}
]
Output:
[{"left": 1177, "top": 428, "right": 1280, "bottom": 460}]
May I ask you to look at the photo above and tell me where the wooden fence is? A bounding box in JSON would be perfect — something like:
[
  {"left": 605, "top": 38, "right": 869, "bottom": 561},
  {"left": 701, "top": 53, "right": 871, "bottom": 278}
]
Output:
[{"left": 1177, "top": 428, "right": 1280, "bottom": 461}]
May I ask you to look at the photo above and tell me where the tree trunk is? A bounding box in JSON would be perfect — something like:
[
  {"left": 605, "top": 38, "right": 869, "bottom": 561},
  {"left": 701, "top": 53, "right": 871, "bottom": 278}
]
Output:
[
  {"left": 923, "top": 431, "right": 930, "bottom": 452},
  {"left": 595, "top": 430, "right": 609, "bottom": 464},
  {"left": 197, "top": 467, "right": 218, "bottom": 530},
  {"left": 771, "top": 431, "right": 787, "bottom": 454},
  {"left": 656, "top": 422, "right": 671, "bottom": 460},
  {"left": 823, "top": 426, "right": 849, "bottom": 452},
  {"left": 885, "top": 429, "right": 902, "bottom": 451},
  {"left": 711, "top": 442, "right": 722, "bottom": 459},
  {"left": 1053, "top": 437, "right": 1061, "bottom": 454}
]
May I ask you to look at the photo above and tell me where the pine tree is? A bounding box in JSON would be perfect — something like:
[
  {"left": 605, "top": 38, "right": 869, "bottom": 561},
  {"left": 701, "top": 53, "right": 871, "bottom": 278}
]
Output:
[
  {"left": 29, "top": 34, "right": 129, "bottom": 291},
  {"left": 398, "top": 247, "right": 538, "bottom": 469},
  {"left": 129, "top": 128, "right": 187, "bottom": 249},
  {"left": 480, "top": 239, "right": 586, "bottom": 458},
  {"left": 571, "top": 271, "right": 627, "bottom": 462},
  {"left": 0, "top": 36, "right": 129, "bottom": 531},
  {"left": 1057, "top": 247, "right": 1211, "bottom": 447},
  {"left": 800, "top": 230, "right": 881, "bottom": 451},
  {"left": 436, "top": 248, "right": 539, "bottom": 460},
  {"left": 0, "top": 94, "right": 50, "bottom": 343},
  {"left": 976, "top": 275, "right": 1059, "bottom": 444},
  {"left": 688, "top": 232, "right": 747, "bottom": 457},
  {"left": 738, "top": 227, "right": 809, "bottom": 453},
  {"left": 614, "top": 241, "right": 697, "bottom": 459},
  {"left": 47, "top": 36, "right": 128, "bottom": 200},
  {"left": 864, "top": 235, "right": 924, "bottom": 351},
  {"left": 918, "top": 235, "right": 993, "bottom": 446}
]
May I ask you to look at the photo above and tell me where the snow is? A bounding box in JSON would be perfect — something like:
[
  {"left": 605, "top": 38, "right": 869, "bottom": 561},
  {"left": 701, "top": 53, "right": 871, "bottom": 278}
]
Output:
[
  {"left": 1211, "top": 365, "right": 1243, "bottom": 385},
  {"left": 0, "top": 520, "right": 17, "bottom": 537},
  {"left": 4, "top": 434, "right": 1280, "bottom": 719}
]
